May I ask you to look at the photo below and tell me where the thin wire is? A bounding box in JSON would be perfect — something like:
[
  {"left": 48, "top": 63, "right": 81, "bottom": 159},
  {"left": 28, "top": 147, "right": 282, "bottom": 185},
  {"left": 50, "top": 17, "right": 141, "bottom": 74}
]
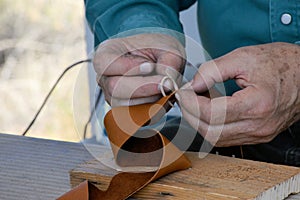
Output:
[
  {"left": 22, "top": 59, "right": 92, "bottom": 136},
  {"left": 159, "top": 73, "right": 179, "bottom": 107},
  {"left": 22, "top": 61, "right": 203, "bottom": 138},
  {"left": 83, "top": 89, "right": 102, "bottom": 139}
]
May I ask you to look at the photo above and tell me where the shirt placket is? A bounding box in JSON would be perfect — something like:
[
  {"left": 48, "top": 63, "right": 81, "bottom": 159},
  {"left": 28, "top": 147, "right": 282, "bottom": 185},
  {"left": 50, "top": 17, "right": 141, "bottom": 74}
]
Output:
[{"left": 269, "top": 0, "right": 300, "bottom": 43}]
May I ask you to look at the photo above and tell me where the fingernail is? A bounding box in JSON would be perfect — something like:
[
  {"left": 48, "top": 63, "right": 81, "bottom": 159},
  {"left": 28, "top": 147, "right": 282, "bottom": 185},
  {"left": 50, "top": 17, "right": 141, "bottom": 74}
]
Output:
[{"left": 140, "top": 62, "right": 154, "bottom": 74}]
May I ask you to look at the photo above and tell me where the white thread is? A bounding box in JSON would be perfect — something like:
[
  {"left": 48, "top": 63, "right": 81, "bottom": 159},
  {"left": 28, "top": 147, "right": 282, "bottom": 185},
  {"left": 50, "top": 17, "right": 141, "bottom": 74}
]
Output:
[{"left": 159, "top": 74, "right": 179, "bottom": 107}]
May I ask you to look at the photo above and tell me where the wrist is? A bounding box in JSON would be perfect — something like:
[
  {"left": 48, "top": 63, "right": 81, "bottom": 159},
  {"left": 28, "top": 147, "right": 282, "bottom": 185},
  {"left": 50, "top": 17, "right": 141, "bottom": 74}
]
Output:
[{"left": 113, "top": 27, "right": 185, "bottom": 47}]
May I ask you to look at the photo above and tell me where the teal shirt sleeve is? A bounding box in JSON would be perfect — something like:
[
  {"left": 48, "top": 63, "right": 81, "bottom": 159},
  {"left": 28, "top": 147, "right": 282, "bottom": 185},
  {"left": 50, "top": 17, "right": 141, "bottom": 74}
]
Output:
[{"left": 85, "top": 0, "right": 196, "bottom": 47}]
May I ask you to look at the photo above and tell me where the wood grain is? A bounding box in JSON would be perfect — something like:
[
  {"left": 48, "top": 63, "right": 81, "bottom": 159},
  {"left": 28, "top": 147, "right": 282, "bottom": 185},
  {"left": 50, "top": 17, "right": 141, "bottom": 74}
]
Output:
[
  {"left": 70, "top": 152, "right": 300, "bottom": 200},
  {"left": 1, "top": 133, "right": 299, "bottom": 200},
  {"left": 0, "top": 133, "right": 100, "bottom": 200}
]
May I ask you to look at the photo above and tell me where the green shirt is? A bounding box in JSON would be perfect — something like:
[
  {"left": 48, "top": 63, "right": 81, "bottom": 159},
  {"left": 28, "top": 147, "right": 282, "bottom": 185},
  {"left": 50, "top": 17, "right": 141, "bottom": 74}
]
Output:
[{"left": 85, "top": 0, "right": 300, "bottom": 95}]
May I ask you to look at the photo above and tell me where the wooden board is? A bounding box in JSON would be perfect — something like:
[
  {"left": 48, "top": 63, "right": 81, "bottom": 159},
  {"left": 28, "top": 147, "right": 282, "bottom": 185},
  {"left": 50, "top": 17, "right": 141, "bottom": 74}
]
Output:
[
  {"left": 0, "top": 133, "right": 96, "bottom": 200},
  {"left": 70, "top": 152, "right": 300, "bottom": 200}
]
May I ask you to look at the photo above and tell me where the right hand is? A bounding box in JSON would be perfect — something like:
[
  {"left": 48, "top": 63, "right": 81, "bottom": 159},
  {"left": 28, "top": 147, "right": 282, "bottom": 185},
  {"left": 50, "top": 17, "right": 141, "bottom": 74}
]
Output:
[{"left": 93, "top": 33, "right": 186, "bottom": 107}]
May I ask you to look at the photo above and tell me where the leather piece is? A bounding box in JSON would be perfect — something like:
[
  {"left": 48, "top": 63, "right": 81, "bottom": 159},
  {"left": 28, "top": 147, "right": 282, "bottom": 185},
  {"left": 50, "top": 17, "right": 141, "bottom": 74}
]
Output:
[
  {"left": 58, "top": 93, "right": 191, "bottom": 200},
  {"left": 58, "top": 181, "right": 89, "bottom": 200}
]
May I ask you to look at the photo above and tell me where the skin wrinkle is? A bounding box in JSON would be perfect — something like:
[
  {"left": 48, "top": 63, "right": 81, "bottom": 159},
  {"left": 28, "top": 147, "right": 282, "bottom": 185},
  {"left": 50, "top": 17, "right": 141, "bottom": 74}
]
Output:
[
  {"left": 94, "top": 34, "right": 186, "bottom": 107},
  {"left": 182, "top": 97, "right": 284, "bottom": 147},
  {"left": 231, "top": 91, "right": 254, "bottom": 119},
  {"left": 157, "top": 51, "right": 184, "bottom": 73},
  {"left": 215, "top": 121, "right": 274, "bottom": 147},
  {"left": 259, "top": 45, "right": 300, "bottom": 135},
  {"left": 178, "top": 42, "right": 300, "bottom": 146},
  {"left": 124, "top": 47, "right": 157, "bottom": 63},
  {"left": 107, "top": 75, "right": 163, "bottom": 98},
  {"left": 95, "top": 31, "right": 300, "bottom": 147}
]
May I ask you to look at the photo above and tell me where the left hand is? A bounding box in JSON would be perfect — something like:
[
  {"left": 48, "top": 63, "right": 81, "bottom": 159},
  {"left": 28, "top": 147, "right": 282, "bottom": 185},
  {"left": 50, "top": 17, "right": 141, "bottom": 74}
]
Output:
[
  {"left": 93, "top": 34, "right": 185, "bottom": 107},
  {"left": 178, "top": 42, "right": 300, "bottom": 147}
]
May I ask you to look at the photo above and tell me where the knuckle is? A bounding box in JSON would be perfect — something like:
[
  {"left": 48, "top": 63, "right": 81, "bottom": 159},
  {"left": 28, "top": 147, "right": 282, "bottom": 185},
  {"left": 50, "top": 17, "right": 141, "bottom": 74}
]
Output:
[
  {"left": 106, "top": 77, "right": 118, "bottom": 96},
  {"left": 93, "top": 55, "right": 107, "bottom": 75},
  {"left": 137, "top": 84, "right": 151, "bottom": 97},
  {"left": 245, "top": 95, "right": 275, "bottom": 118},
  {"left": 253, "top": 100, "right": 275, "bottom": 118},
  {"left": 246, "top": 123, "right": 259, "bottom": 133},
  {"left": 202, "top": 107, "right": 212, "bottom": 123},
  {"left": 172, "top": 52, "right": 186, "bottom": 68},
  {"left": 251, "top": 125, "right": 274, "bottom": 138}
]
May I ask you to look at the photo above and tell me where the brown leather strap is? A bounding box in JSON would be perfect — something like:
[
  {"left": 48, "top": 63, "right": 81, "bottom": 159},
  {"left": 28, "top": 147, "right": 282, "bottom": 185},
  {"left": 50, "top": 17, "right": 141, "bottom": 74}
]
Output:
[{"left": 58, "top": 93, "right": 191, "bottom": 200}]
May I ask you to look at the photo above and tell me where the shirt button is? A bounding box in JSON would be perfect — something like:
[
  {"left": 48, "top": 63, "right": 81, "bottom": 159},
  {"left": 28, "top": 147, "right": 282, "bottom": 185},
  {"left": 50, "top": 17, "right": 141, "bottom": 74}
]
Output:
[
  {"left": 295, "top": 41, "right": 300, "bottom": 45},
  {"left": 281, "top": 13, "right": 292, "bottom": 25}
]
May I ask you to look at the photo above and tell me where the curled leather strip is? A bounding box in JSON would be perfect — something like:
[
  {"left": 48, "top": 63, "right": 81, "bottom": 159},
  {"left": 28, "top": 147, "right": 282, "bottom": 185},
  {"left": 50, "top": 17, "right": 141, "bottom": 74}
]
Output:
[{"left": 58, "top": 92, "right": 191, "bottom": 200}]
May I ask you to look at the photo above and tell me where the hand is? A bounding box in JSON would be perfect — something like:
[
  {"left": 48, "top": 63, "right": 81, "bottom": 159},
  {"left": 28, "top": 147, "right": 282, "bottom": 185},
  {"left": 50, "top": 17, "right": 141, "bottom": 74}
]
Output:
[
  {"left": 93, "top": 33, "right": 186, "bottom": 107},
  {"left": 178, "top": 42, "right": 300, "bottom": 147}
]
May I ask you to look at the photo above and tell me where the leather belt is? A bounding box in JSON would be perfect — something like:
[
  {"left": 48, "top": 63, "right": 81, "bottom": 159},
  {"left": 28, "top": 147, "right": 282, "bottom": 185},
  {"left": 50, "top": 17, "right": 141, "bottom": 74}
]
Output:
[{"left": 58, "top": 92, "right": 191, "bottom": 200}]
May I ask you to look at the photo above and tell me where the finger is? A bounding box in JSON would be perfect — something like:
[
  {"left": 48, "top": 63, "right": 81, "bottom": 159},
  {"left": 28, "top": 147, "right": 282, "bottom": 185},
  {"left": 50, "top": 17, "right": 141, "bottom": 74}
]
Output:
[
  {"left": 180, "top": 106, "right": 208, "bottom": 137},
  {"left": 181, "top": 107, "right": 224, "bottom": 146},
  {"left": 191, "top": 54, "right": 246, "bottom": 93},
  {"left": 215, "top": 137, "right": 260, "bottom": 147},
  {"left": 222, "top": 87, "right": 262, "bottom": 123},
  {"left": 103, "top": 75, "right": 168, "bottom": 99},
  {"left": 94, "top": 46, "right": 184, "bottom": 77},
  {"left": 101, "top": 85, "right": 162, "bottom": 107},
  {"left": 178, "top": 87, "right": 259, "bottom": 124},
  {"left": 177, "top": 89, "right": 213, "bottom": 124},
  {"left": 215, "top": 134, "right": 275, "bottom": 147},
  {"left": 110, "top": 95, "right": 162, "bottom": 107},
  {"left": 94, "top": 51, "right": 155, "bottom": 76},
  {"left": 181, "top": 108, "right": 274, "bottom": 147}
]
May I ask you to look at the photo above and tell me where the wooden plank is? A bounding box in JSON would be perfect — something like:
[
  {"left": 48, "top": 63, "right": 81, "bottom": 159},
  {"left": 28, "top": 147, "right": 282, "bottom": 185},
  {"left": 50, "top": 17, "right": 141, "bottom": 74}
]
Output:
[
  {"left": 70, "top": 152, "right": 300, "bottom": 200},
  {"left": 0, "top": 133, "right": 104, "bottom": 200},
  {"left": 0, "top": 133, "right": 300, "bottom": 200}
]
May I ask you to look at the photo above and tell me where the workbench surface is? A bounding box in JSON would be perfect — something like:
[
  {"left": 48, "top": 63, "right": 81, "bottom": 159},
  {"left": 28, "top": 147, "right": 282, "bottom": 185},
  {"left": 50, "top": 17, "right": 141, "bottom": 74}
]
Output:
[{"left": 0, "top": 133, "right": 299, "bottom": 200}]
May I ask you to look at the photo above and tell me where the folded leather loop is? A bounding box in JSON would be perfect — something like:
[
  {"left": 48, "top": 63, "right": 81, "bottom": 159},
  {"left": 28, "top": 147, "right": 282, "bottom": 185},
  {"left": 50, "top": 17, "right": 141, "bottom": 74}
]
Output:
[{"left": 58, "top": 92, "right": 191, "bottom": 200}]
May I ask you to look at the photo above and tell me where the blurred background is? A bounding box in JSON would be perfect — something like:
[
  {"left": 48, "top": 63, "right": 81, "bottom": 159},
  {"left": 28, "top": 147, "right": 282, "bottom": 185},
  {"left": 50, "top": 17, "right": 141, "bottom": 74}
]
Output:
[
  {"left": 0, "top": 0, "right": 203, "bottom": 143},
  {"left": 0, "top": 0, "right": 89, "bottom": 142}
]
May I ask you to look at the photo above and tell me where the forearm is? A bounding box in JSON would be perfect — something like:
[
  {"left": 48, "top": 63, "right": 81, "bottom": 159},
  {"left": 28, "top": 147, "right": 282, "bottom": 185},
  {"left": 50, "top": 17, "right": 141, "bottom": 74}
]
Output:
[{"left": 84, "top": 0, "right": 196, "bottom": 46}]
